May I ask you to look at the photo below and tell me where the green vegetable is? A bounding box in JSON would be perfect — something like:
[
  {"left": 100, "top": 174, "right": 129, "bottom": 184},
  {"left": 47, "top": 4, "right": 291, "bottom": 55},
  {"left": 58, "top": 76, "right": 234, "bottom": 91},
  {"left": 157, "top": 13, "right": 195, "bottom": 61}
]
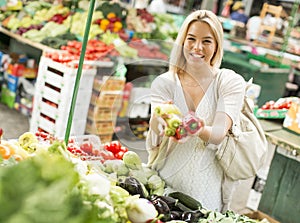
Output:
[
  {"left": 166, "top": 115, "right": 181, "bottom": 129},
  {"left": 0, "top": 151, "right": 90, "bottom": 223},
  {"left": 168, "top": 191, "right": 202, "bottom": 211},
  {"left": 165, "top": 127, "right": 176, "bottom": 136}
]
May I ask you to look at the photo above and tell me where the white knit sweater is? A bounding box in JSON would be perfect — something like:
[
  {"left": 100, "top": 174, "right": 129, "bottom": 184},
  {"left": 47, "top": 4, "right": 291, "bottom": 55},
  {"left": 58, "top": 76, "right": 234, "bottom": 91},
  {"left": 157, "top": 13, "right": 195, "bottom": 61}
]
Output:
[{"left": 146, "top": 68, "right": 245, "bottom": 212}]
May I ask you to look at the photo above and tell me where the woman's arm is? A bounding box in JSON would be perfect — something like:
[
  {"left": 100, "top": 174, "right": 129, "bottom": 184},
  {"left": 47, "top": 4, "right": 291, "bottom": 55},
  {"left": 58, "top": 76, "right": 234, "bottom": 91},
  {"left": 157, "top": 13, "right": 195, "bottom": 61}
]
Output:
[
  {"left": 199, "top": 71, "right": 246, "bottom": 145},
  {"left": 198, "top": 112, "right": 232, "bottom": 144}
]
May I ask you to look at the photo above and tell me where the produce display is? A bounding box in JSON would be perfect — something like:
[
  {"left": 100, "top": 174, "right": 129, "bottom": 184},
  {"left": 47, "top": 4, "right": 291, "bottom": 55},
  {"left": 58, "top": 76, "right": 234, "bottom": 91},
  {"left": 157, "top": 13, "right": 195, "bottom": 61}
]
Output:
[
  {"left": 0, "top": 1, "right": 279, "bottom": 222},
  {"left": 255, "top": 97, "right": 296, "bottom": 119},
  {"left": 0, "top": 128, "right": 269, "bottom": 223},
  {"left": 0, "top": 1, "right": 177, "bottom": 60}
]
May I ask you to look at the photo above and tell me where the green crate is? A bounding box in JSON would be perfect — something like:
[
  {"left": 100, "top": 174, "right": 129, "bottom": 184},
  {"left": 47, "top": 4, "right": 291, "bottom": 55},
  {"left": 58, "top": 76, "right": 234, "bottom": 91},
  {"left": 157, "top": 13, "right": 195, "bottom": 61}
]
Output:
[
  {"left": 254, "top": 68, "right": 290, "bottom": 107},
  {"left": 221, "top": 51, "right": 290, "bottom": 107},
  {"left": 247, "top": 53, "right": 290, "bottom": 69},
  {"left": 1, "top": 85, "right": 16, "bottom": 108}
]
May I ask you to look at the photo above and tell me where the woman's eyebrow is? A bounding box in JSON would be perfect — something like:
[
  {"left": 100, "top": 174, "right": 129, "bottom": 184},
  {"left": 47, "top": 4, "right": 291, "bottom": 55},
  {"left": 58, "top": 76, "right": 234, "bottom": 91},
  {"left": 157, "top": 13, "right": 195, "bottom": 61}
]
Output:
[{"left": 187, "top": 33, "right": 214, "bottom": 39}]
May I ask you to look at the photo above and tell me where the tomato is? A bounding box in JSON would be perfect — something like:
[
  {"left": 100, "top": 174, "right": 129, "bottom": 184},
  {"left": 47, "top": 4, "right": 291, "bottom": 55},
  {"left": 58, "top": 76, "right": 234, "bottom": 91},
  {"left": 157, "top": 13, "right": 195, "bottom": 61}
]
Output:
[
  {"left": 114, "top": 150, "right": 125, "bottom": 159},
  {"left": 0, "top": 128, "right": 3, "bottom": 137},
  {"left": 67, "top": 143, "right": 79, "bottom": 154},
  {"left": 104, "top": 141, "right": 122, "bottom": 154},
  {"left": 80, "top": 142, "right": 93, "bottom": 154},
  {"left": 120, "top": 146, "right": 128, "bottom": 153},
  {"left": 98, "top": 150, "right": 115, "bottom": 161},
  {"left": 0, "top": 144, "right": 12, "bottom": 159}
]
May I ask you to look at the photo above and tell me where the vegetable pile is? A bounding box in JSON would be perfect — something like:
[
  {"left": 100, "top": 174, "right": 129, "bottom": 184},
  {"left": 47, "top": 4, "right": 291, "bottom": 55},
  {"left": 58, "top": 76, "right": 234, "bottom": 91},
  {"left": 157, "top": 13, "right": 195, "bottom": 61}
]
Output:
[{"left": 0, "top": 130, "right": 270, "bottom": 223}]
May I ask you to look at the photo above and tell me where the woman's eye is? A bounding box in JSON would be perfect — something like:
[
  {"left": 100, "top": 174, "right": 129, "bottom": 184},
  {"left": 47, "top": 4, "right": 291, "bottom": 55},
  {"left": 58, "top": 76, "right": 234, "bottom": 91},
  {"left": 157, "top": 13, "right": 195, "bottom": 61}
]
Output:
[
  {"left": 203, "top": 40, "right": 212, "bottom": 44},
  {"left": 187, "top": 37, "right": 195, "bottom": 41}
]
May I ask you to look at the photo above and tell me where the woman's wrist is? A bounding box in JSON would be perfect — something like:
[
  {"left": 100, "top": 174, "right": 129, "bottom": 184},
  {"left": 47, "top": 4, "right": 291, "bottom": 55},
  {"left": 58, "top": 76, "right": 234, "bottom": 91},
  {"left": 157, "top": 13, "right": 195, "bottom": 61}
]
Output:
[{"left": 198, "top": 125, "right": 211, "bottom": 143}]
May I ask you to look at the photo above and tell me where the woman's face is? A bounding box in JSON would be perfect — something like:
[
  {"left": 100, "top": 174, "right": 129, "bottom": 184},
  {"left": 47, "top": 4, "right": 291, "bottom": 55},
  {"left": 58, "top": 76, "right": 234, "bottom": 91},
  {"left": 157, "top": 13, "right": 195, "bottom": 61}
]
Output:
[{"left": 183, "top": 21, "right": 217, "bottom": 68}]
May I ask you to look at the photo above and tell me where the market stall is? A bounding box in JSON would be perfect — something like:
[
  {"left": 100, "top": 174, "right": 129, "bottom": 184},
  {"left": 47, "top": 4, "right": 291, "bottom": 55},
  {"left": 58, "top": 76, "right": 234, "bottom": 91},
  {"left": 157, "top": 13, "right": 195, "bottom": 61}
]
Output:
[{"left": 0, "top": 1, "right": 300, "bottom": 222}]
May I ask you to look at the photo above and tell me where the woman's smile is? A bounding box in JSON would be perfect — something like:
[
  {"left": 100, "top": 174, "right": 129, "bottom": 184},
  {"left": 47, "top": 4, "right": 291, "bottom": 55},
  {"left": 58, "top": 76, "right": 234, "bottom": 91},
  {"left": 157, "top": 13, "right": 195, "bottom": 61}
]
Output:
[{"left": 183, "top": 21, "right": 217, "bottom": 66}]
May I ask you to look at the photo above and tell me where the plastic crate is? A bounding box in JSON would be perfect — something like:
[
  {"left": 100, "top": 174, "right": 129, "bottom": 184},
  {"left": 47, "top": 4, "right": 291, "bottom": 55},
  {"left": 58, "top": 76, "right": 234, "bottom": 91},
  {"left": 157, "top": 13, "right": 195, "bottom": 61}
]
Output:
[
  {"left": 7, "top": 74, "right": 19, "bottom": 92},
  {"left": 247, "top": 53, "right": 291, "bottom": 69},
  {"left": 0, "top": 85, "right": 16, "bottom": 108}
]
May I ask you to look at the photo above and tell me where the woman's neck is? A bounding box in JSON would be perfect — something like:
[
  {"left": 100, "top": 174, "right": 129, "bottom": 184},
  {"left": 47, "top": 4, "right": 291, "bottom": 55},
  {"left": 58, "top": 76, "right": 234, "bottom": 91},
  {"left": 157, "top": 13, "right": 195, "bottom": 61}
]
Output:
[{"left": 184, "top": 64, "right": 216, "bottom": 81}]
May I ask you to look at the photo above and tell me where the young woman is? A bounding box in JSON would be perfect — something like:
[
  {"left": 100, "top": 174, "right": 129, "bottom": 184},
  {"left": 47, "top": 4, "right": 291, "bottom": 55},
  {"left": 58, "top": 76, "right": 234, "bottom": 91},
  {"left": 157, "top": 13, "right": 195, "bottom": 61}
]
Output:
[{"left": 146, "top": 10, "right": 246, "bottom": 212}]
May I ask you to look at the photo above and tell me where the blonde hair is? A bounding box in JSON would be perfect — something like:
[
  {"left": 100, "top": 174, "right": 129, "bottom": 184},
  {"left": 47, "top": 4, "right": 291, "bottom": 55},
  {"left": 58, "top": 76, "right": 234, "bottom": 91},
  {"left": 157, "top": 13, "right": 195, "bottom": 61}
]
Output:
[{"left": 169, "top": 10, "right": 224, "bottom": 73}]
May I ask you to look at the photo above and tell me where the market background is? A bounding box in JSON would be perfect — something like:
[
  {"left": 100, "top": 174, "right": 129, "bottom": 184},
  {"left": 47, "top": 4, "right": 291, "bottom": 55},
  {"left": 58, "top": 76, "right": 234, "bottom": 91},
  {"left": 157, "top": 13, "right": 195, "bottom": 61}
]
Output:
[{"left": 0, "top": 0, "right": 300, "bottom": 222}]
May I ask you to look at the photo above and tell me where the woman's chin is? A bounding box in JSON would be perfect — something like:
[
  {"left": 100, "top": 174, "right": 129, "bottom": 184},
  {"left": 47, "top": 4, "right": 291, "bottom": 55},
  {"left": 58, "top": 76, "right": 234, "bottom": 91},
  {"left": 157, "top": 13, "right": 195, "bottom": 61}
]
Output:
[{"left": 187, "top": 57, "right": 207, "bottom": 66}]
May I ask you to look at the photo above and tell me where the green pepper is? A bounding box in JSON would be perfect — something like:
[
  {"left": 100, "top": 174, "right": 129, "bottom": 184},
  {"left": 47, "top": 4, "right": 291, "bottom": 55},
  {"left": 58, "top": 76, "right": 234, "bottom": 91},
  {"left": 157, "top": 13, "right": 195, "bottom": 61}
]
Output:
[
  {"left": 165, "top": 127, "right": 176, "bottom": 136},
  {"left": 166, "top": 115, "right": 181, "bottom": 129}
]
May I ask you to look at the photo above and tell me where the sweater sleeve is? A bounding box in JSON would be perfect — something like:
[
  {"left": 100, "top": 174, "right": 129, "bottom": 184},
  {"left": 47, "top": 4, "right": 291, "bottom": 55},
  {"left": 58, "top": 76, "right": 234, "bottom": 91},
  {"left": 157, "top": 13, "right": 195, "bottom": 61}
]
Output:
[
  {"left": 216, "top": 69, "right": 246, "bottom": 125},
  {"left": 150, "top": 72, "right": 177, "bottom": 113}
]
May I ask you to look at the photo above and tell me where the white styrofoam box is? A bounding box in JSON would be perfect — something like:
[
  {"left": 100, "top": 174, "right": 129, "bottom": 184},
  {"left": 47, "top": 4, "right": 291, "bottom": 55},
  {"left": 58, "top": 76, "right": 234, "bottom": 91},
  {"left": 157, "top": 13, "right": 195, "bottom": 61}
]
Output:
[
  {"left": 127, "top": 87, "right": 151, "bottom": 118},
  {"left": 30, "top": 56, "right": 98, "bottom": 138},
  {"left": 31, "top": 114, "right": 87, "bottom": 138},
  {"left": 127, "top": 103, "right": 150, "bottom": 118},
  {"left": 37, "top": 56, "right": 97, "bottom": 91},
  {"left": 129, "top": 87, "right": 151, "bottom": 104}
]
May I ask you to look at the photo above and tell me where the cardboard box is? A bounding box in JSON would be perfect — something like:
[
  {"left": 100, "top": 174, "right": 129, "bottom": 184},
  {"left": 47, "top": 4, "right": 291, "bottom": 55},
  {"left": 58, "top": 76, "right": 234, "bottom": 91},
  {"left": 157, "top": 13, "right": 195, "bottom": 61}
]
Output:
[
  {"left": 283, "top": 101, "right": 300, "bottom": 135},
  {"left": 245, "top": 211, "right": 280, "bottom": 223}
]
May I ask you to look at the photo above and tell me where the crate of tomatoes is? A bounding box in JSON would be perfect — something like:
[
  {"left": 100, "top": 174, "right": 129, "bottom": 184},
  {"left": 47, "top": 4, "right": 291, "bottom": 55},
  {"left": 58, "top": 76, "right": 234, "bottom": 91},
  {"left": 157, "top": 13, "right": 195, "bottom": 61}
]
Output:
[{"left": 254, "top": 97, "right": 297, "bottom": 119}]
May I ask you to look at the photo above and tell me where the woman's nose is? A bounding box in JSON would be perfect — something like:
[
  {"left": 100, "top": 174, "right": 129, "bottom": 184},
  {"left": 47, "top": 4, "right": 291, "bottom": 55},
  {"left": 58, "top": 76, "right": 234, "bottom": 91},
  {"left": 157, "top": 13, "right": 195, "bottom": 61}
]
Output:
[{"left": 193, "top": 41, "right": 202, "bottom": 51}]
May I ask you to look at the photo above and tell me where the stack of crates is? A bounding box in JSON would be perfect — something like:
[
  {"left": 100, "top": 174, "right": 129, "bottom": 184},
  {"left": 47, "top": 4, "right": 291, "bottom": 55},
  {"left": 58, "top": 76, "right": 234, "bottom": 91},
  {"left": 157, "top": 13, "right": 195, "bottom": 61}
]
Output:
[
  {"left": 30, "top": 56, "right": 97, "bottom": 137},
  {"left": 86, "top": 75, "right": 125, "bottom": 143}
]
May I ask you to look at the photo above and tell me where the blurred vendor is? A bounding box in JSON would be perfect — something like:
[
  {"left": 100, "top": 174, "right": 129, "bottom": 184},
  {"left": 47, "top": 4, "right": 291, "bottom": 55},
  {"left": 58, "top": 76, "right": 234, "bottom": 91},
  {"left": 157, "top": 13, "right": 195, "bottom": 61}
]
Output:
[
  {"left": 246, "top": 12, "right": 262, "bottom": 41},
  {"left": 230, "top": 1, "right": 248, "bottom": 24},
  {"left": 148, "top": 0, "right": 166, "bottom": 14}
]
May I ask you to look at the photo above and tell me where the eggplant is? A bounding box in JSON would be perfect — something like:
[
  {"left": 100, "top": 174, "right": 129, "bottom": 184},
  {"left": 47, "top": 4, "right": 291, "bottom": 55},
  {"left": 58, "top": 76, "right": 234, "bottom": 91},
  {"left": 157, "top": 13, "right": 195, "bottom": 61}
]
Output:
[
  {"left": 118, "top": 176, "right": 146, "bottom": 198},
  {"left": 169, "top": 211, "right": 183, "bottom": 220},
  {"left": 150, "top": 195, "right": 178, "bottom": 210},
  {"left": 151, "top": 198, "right": 171, "bottom": 221},
  {"left": 181, "top": 210, "right": 205, "bottom": 222}
]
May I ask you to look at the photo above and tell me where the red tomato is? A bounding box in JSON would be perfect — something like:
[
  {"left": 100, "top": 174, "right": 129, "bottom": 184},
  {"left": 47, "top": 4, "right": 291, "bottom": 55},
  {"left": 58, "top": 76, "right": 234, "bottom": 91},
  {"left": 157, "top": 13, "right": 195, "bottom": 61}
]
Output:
[
  {"left": 146, "top": 220, "right": 163, "bottom": 223},
  {"left": 67, "top": 143, "right": 79, "bottom": 153},
  {"left": 114, "top": 151, "right": 125, "bottom": 159},
  {"left": 261, "top": 104, "right": 269, "bottom": 110},
  {"left": 80, "top": 142, "right": 93, "bottom": 154},
  {"left": 105, "top": 141, "right": 122, "bottom": 154},
  {"left": 98, "top": 150, "right": 115, "bottom": 161},
  {"left": 120, "top": 146, "right": 128, "bottom": 153}
]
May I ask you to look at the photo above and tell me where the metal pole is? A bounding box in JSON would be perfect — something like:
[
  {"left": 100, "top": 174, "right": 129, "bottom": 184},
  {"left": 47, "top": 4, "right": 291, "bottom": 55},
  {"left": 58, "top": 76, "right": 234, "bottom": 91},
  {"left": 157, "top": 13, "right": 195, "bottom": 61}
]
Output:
[{"left": 64, "top": 0, "right": 96, "bottom": 144}]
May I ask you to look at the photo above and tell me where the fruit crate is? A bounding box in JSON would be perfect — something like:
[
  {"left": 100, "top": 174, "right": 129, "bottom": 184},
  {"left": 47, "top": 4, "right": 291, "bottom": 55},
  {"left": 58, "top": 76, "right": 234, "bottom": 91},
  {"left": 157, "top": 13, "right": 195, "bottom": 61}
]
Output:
[
  {"left": 85, "top": 119, "right": 116, "bottom": 135},
  {"left": 30, "top": 56, "right": 97, "bottom": 137},
  {"left": 90, "top": 90, "right": 123, "bottom": 108},
  {"left": 88, "top": 105, "right": 119, "bottom": 122},
  {"left": 84, "top": 123, "right": 114, "bottom": 144},
  {"left": 100, "top": 76, "right": 126, "bottom": 91}
]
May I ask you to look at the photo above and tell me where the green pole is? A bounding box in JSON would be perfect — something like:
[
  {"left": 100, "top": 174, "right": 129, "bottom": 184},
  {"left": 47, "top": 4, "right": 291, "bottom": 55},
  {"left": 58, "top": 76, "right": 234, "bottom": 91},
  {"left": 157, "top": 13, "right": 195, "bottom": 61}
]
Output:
[
  {"left": 64, "top": 0, "right": 96, "bottom": 144},
  {"left": 279, "top": 0, "right": 300, "bottom": 61}
]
